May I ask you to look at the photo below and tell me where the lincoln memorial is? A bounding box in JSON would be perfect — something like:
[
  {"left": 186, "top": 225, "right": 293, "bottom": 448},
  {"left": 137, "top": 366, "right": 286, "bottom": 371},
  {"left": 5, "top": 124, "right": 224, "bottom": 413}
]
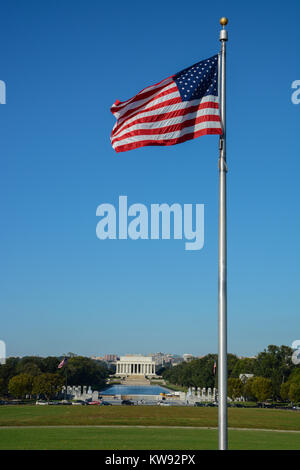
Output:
[{"left": 115, "top": 355, "right": 156, "bottom": 376}]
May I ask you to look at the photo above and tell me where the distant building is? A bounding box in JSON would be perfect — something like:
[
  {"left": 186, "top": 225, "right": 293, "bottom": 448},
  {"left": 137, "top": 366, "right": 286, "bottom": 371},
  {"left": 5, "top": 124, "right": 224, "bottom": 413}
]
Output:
[
  {"left": 171, "top": 357, "right": 184, "bottom": 366},
  {"left": 238, "top": 356, "right": 257, "bottom": 360},
  {"left": 150, "top": 352, "right": 166, "bottom": 366},
  {"left": 91, "top": 356, "right": 104, "bottom": 361},
  {"left": 183, "top": 354, "right": 194, "bottom": 362},
  {"left": 115, "top": 355, "right": 156, "bottom": 376},
  {"left": 171, "top": 357, "right": 184, "bottom": 367},
  {"left": 104, "top": 354, "right": 117, "bottom": 362},
  {"left": 91, "top": 354, "right": 118, "bottom": 363}
]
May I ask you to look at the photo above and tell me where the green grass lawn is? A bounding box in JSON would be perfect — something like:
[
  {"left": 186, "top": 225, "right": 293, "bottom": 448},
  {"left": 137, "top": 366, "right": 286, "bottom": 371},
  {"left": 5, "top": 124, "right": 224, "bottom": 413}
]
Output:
[
  {"left": 0, "top": 405, "right": 299, "bottom": 430},
  {"left": 0, "top": 427, "right": 299, "bottom": 450},
  {"left": 0, "top": 406, "right": 299, "bottom": 450}
]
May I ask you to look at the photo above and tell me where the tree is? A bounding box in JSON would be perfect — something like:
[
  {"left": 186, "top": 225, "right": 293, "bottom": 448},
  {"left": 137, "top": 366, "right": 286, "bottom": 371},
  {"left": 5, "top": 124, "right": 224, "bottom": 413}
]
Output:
[
  {"left": 254, "top": 345, "right": 295, "bottom": 399},
  {"left": 162, "top": 354, "right": 218, "bottom": 389},
  {"left": 280, "top": 382, "right": 290, "bottom": 401},
  {"left": 0, "top": 377, "right": 5, "bottom": 397},
  {"left": 231, "top": 357, "right": 256, "bottom": 378},
  {"left": 156, "top": 364, "right": 170, "bottom": 376},
  {"left": 17, "top": 363, "right": 41, "bottom": 377},
  {"left": 243, "top": 378, "right": 256, "bottom": 401},
  {"left": 227, "top": 378, "right": 244, "bottom": 400},
  {"left": 16, "top": 357, "right": 43, "bottom": 376},
  {"left": 250, "top": 377, "right": 272, "bottom": 402},
  {"left": 0, "top": 357, "right": 20, "bottom": 395},
  {"left": 286, "top": 368, "right": 300, "bottom": 386},
  {"left": 60, "top": 356, "right": 109, "bottom": 389},
  {"left": 227, "top": 354, "right": 240, "bottom": 378},
  {"left": 32, "top": 373, "right": 64, "bottom": 401},
  {"left": 289, "top": 383, "right": 300, "bottom": 403},
  {"left": 40, "top": 357, "right": 60, "bottom": 373},
  {"left": 279, "top": 368, "right": 300, "bottom": 402},
  {"left": 8, "top": 374, "right": 33, "bottom": 398}
]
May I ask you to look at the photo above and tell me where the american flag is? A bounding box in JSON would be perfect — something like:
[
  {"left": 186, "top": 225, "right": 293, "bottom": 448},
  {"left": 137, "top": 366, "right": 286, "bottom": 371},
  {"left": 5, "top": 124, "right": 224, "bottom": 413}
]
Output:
[
  {"left": 213, "top": 361, "right": 217, "bottom": 376},
  {"left": 110, "top": 55, "right": 222, "bottom": 153},
  {"left": 58, "top": 357, "right": 68, "bottom": 369}
]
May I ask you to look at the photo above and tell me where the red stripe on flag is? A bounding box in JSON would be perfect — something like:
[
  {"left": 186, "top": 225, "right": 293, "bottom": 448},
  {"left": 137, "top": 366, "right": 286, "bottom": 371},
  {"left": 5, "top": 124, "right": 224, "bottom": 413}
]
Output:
[
  {"left": 111, "top": 115, "right": 221, "bottom": 144},
  {"left": 111, "top": 76, "right": 174, "bottom": 113},
  {"left": 112, "top": 102, "right": 220, "bottom": 138},
  {"left": 113, "top": 127, "right": 222, "bottom": 153},
  {"left": 112, "top": 85, "right": 179, "bottom": 121}
]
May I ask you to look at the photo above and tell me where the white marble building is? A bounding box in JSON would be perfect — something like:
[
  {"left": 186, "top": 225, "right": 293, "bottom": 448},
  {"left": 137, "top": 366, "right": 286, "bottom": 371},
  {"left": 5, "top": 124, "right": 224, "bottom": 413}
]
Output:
[{"left": 115, "top": 355, "right": 156, "bottom": 376}]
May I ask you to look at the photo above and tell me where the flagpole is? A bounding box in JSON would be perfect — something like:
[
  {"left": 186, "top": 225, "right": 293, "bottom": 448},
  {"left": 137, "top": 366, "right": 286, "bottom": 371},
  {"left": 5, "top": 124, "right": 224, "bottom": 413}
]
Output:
[{"left": 218, "top": 17, "right": 228, "bottom": 451}]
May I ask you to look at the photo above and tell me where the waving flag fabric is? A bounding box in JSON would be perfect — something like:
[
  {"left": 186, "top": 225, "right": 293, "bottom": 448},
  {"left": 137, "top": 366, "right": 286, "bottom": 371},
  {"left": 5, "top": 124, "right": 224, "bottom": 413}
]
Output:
[
  {"left": 58, "top": 357, "right": 68, "bottom": 369},
  {"left": 110, "top": 55, "right": 222, "bottom": 153}
]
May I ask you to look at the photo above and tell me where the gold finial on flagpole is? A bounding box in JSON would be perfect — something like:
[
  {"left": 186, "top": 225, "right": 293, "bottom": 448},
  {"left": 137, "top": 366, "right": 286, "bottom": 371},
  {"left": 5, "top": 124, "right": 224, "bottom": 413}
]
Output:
[
  {"left": 220, "top": 17, "right": 228, "bottom": 28},
  {"left": 219, "top": 18, "right": 228, "bottom": 41}
]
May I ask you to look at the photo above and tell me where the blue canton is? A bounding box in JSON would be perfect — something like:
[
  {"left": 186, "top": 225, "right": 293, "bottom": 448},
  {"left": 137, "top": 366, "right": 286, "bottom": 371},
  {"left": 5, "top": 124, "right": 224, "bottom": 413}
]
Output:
[{"left": 174, "top": 54, "right": 219, "bottom": 102}]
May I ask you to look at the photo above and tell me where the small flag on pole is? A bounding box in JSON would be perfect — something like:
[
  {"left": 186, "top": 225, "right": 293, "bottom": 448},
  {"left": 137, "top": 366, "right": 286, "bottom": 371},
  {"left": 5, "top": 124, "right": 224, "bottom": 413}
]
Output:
[
  {"left": 110, "top": 55, "right": 222, "bottom": 153},
  {"left": 213, "top": 361, "right": 217, "bottom": 376},
  {"left": 58, "top": 357, "right": 68, "bottom": 369}
]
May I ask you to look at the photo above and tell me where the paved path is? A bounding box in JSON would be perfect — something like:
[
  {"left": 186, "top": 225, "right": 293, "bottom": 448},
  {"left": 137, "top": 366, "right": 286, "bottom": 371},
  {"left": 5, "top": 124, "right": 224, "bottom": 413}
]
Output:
[{"left": 0, "top": 425, "right": 299, "bottom": 433}]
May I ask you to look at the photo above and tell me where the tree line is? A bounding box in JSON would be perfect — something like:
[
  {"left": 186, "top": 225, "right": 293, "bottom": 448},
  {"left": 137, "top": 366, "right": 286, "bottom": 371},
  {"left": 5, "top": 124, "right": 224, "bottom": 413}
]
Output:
[
  {"left": 161, "top": 345, "right": 300, "bottom": 402},
  {"left": 0, "top": 356, "right": 111, "bottom": 400}
]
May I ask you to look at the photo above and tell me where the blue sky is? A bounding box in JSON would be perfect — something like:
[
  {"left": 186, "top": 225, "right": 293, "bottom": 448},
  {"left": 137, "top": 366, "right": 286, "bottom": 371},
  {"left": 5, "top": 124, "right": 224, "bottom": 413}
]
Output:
[{"left": 0, "top": 0, "right": 299, "bottom": 358}]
